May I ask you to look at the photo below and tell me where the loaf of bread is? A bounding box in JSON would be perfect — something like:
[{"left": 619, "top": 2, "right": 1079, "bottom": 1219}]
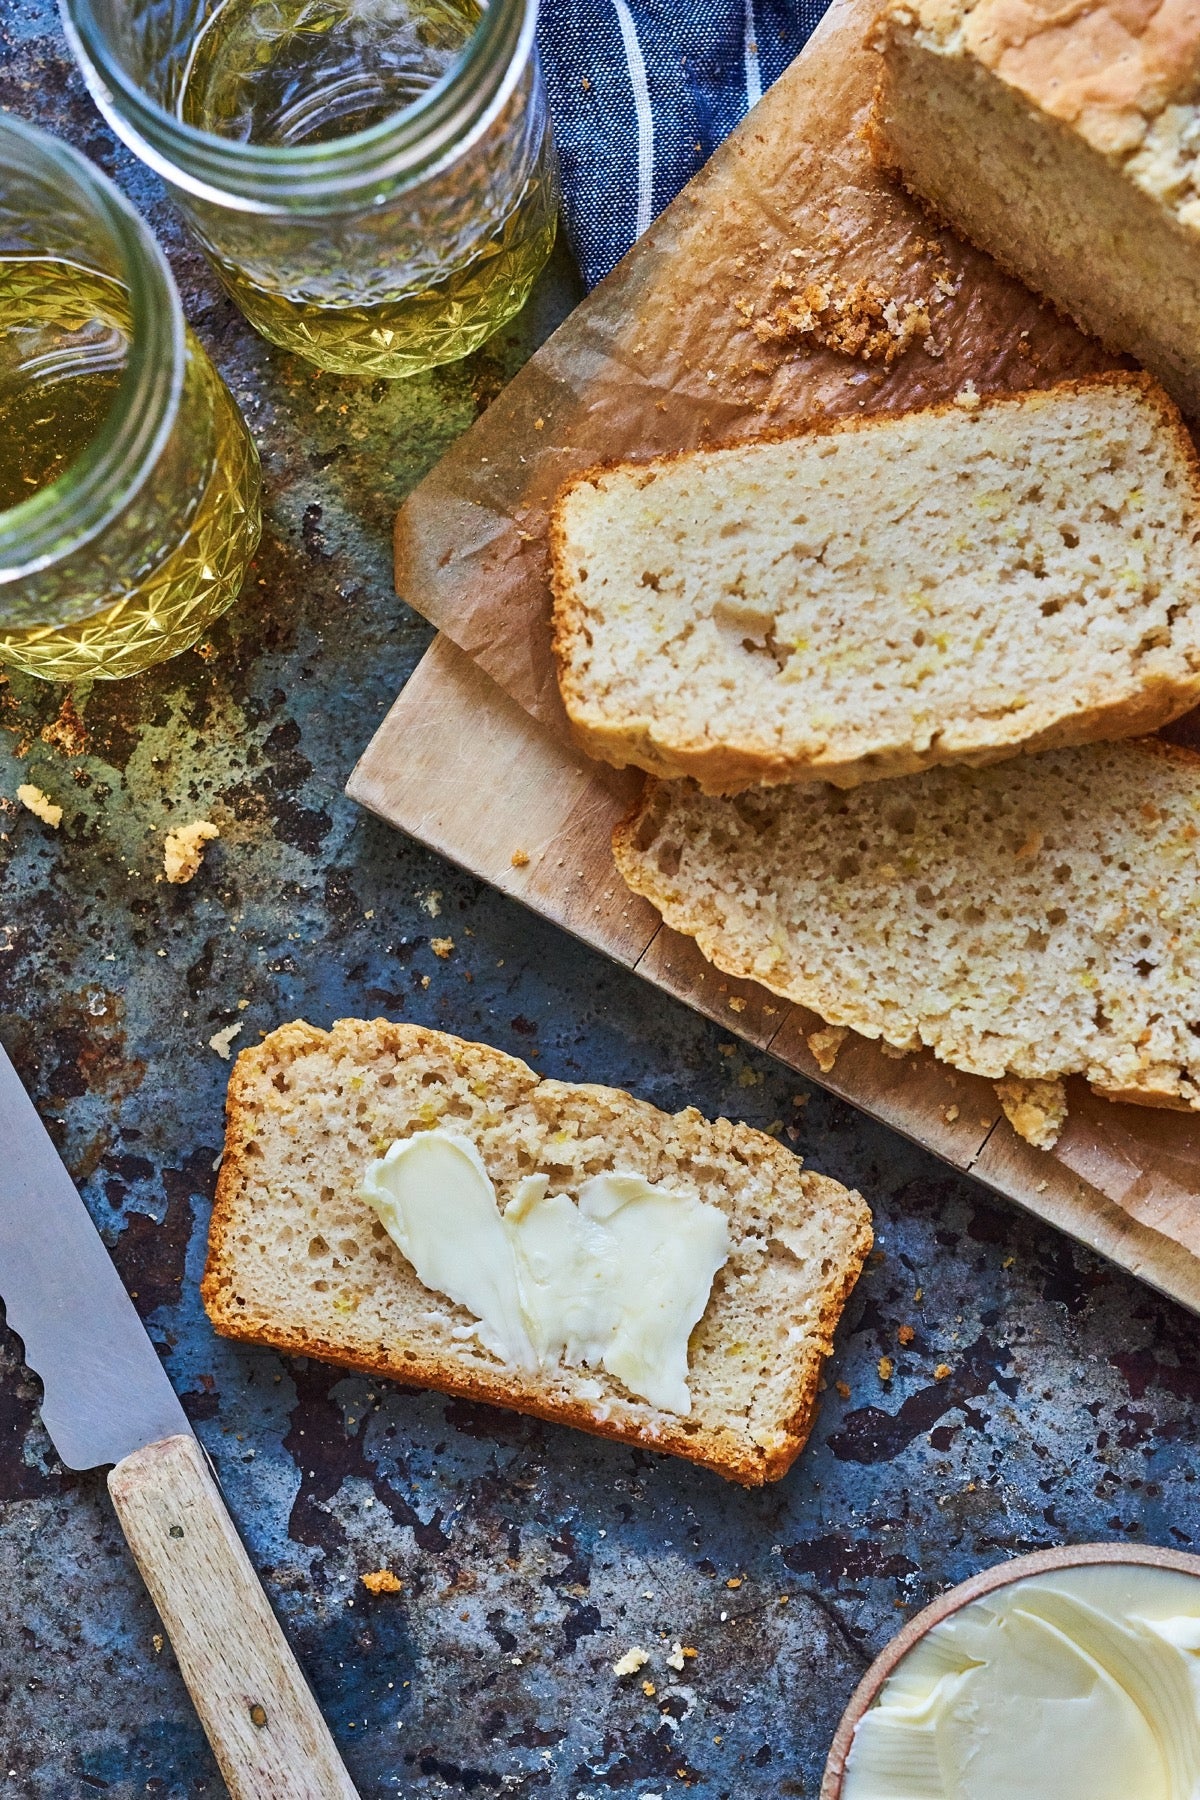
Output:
[
  {"left": 202, "top": 1019, "right": 872, "bottom": 1485},
  {"left": 872, "top": 0, "right": 1200, "bottom": 417},
  {"left": 551, "top": 377, "right": 1200, "bottom": 795},
  {"left": 612, "top": 740, "right": 1200, "bottom": 1115}
]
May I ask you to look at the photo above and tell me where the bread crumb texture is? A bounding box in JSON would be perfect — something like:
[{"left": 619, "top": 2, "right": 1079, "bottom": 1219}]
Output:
[
  {"left": 750, "top": 274, "right": 930, "bottom": 364},
  {"left": 807, "top": 1026, "right": 848, "bottom": 1074},
  {"left": 201, "top": 1019, "right": 872, "bottom": 1486},
  {"left": 209, "top": 1022, "right": 243, "bottom": 1062},
  {"left": 163, "top": 819, "right": 219, "bottom": 884},
  {"left": 16, "top": 783, "right": 62, "bottom": 828},
  {"left": 995, "top": 1076, "right": 1069, "bottom": 1149},
  {"left": 552, "top": 376, "right": 1200, "bottom": 794},
  {"left": 613, "top": 739, "right": 1200, "bottom": 1118},
  {"left": 360, "top": 1569, "right": 403, "bottom": 1595}
]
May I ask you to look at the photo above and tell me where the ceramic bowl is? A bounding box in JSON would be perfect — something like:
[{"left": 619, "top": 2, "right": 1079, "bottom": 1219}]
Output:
[{"left": 820, "top": 1541, "right": 1200, "bottom": 1800}]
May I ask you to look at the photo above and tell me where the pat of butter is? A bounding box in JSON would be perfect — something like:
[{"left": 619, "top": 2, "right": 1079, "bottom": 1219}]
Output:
[
  {"left": 361, "top": 1129, "right": 729, "bottom": 1414},
  {"left": 842, "top": 1562, "right": 1200, "bottom": 1800}
]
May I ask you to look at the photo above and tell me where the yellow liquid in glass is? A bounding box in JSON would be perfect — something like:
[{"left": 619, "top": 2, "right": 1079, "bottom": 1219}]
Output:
[
  {"left": 180, "top": 0, "right": 557, "bottom": 376},
  {"left": 0, "top": 258, "right": 260, "bottom": 682}
]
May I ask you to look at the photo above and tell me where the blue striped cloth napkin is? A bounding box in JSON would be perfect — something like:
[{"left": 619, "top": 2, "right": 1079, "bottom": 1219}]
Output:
[{"left": 536, "top": 0, "right": 830, "bottom": 290}]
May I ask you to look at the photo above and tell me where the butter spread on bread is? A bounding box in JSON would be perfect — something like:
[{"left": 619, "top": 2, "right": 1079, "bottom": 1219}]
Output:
[{"left": 363, "top": 1129, "right": 729, "bottom": 1414}]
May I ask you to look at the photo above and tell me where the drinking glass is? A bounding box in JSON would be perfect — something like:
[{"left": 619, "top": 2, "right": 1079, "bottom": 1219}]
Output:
[
  {"left": 0, "top": 114, "right": 260, "bottom": 682},
  {"left": 62, "top": 0, "right": 559, "bottom": 377}
]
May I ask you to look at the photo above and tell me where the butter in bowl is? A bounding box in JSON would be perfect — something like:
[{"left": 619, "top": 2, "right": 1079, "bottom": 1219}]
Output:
[{"left": 822, "top": 1545, "right": 1200, "bottom": 1800}]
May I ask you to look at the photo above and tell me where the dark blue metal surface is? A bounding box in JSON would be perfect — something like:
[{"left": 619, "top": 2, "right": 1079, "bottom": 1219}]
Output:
[{"left": 3, "top": 10, "right": 1200, "bottom": 1797}]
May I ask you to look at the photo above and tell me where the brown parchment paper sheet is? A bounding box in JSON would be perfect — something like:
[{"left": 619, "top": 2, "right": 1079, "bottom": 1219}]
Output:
[{"left": 392, "top": 0, "right": 1200, "bottom": 1251}]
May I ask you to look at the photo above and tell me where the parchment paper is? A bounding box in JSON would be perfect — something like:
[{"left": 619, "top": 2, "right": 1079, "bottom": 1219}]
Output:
[{"left": 393, "top": 0, "right": 1200, "bottom": 1251}]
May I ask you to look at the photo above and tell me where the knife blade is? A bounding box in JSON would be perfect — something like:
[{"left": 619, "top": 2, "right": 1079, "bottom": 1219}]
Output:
[
  {"left": 0, "top": 1040, "right": 189, "bottom": 1468},
  {"left": 0, "top": 1040, "right": 360, "bottom": 1798}
]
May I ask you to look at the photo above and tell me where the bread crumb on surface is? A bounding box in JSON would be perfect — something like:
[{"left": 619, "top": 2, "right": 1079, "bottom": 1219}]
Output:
[
  {"left": 642, "top": 1680, "right": 657, "bottom": 1696},
  {"left": 361, "top": 1569, "right": 403, "bottom": 1594},
  {"left": 996, "top": 1076, "right": 1068, "bottom": 1149},
  {"left": 954, "top": 381, "right": 981, "bottom": 411},
  {"left": 164, "top": 819, "right": 219, "bottom": 884},
  {"left": 835, "top": 1379, "right": 851, "bottom": 1399},
  {"left": 807, "top": 1025, "right": 848, "bottom": 1074},
  {"left": 666, "top": 1642, "right": 686, "bottom": 1672},
  {"left": 613, "top": 1646, "right": 651, "bottom": 1678},
  {"left": 749, "top": 273, "right": 931, "bottom": 364},
  {"left": 209, "top": 1022, "right": 243, "bottom": 1061},
  {"left": 16, "top": 783, "right": 63, "bottom": 828},
  {"left": 878, "top": 1355, "right": 895, "bottom": 1381},
  {"left": 40, "top": 694, "right": 89, "bottom": 757},
  {"left": 943, "top": 1104, "right": 959, "bottom": 1123},
  {"left": 510, "top": 848, "right": 530, "bottom": 867},
  {"left": 431, "top": 937, "right": 454, "bottom": 959},
  {"left": 897, "top": 1323, "right": 915, "bottom": 1345},
  {"left": 933, "top": 1362, "right": 952, "bottom": 1381}
]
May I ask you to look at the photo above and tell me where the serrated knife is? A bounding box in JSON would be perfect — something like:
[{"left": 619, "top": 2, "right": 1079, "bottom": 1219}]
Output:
[{"left": 0, "top": 1042, "right": 360, "bottom": 1799}]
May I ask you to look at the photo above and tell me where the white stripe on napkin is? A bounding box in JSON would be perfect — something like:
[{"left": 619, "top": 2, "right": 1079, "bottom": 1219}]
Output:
[
  {"left": 743, "top": 0, "right": 763, "bottom": 107},
  {"left": 611, "top": 0, "right": 655, "bottom": 239}
]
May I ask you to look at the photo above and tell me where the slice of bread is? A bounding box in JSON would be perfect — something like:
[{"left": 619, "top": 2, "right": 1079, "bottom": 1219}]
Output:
[
  {"left": 872, "top": 0, "right": 1200, "bottom": 418},
  {"left": 612, "top": 739, "right": 1200, "bottom": 1114},
  {"left": 201, "top": 1019, "right": 872, "bottom": 1486},
  {"left": 551, "top": 376, "right": 1200, "bottom": 795}
]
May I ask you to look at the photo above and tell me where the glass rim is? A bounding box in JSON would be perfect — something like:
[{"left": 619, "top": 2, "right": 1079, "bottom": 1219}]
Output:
[
  {"left": 59, "top": 0, "right": 537, "bottom": 214},
  {"left": 0, "top": 113, "right": 185, "bottom": 584}
]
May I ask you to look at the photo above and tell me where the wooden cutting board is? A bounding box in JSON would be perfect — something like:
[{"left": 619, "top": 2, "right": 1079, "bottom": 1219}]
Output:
[{"left": 348, "top": 0, "right": 1200, "bottom": 1312}]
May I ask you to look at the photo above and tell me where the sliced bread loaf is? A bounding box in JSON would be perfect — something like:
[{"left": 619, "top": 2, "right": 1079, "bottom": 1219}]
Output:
[
  {"left": 872, "top": 0, "right": 1200, "bottom": 418},
  {"left": 202, "top": 1019, "right": 872, "bottom": 1486},
  {"left": 551, "top": 376, "right": 1200, "bottom": 795},
  {"left": 612, "top": 740, "right": 1200, "bottom": 1114}
]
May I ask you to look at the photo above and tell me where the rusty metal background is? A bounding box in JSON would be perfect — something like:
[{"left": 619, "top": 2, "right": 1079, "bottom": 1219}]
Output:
[{"left": 3, "top": 11, "right": 1200, "bottom": 1796}]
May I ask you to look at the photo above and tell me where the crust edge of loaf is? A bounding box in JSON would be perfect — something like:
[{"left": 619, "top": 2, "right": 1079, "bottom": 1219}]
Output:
[
  {"left": 550, "top": 373, "right": 1200, "bottom": 795},
  {"left": 201, "top": 1018, "right": 874, "bottom": 1488},
  {"left": 611, "top": 739, "right": 1200, "bottom": 1115},
  {"left": 868, "top": 0, "right": 1200, "bottom": 420}
]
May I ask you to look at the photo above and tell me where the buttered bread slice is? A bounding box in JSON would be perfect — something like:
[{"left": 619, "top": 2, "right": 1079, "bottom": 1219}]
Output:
[
  {"left": 551, "top": 376, "right": 1200, "bottom": 794},
  {"left": 612, "top": 740, "right": 1200, "bottom": 1121},
  {"left": 202, "top": 1019, "right": 872, "bottom": 1486}
]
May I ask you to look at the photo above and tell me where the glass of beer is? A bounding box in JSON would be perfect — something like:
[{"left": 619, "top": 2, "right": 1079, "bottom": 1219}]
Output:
[
  {"left": 0, "top": 114, "right": 260, "bottom": 682},
  {"left": 62, "top": 0, "right": 559, "bottom": 377}
]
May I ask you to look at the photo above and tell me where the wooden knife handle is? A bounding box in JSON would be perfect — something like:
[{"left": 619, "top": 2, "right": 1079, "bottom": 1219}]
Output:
[{"left": 109, "top": 1433, "right": 360, "bottom": 1800}]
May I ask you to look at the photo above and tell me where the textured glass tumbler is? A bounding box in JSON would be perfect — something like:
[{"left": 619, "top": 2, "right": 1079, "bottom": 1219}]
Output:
[
  {"left": 62, "top": 0, "right": 559, "bottom": 377},
  {"left": 0, "top": 115, "right": 261, "bottom": 683}
]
